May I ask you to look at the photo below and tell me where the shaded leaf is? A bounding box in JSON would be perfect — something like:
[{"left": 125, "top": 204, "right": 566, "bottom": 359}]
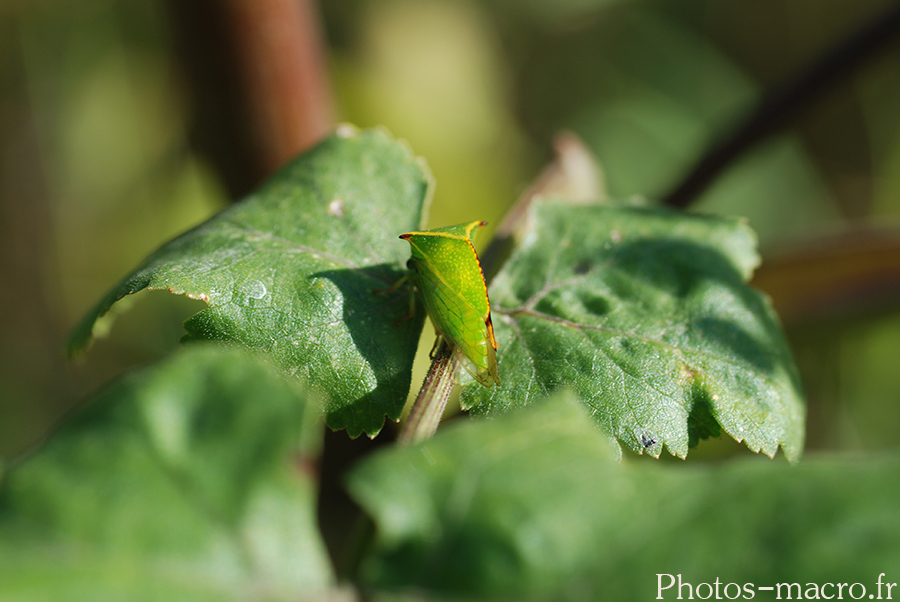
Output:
[
  {"left": 0, "top": 345, "right": 332, "bottom": 601},
  {"left": 69, "top": 127, "right": 430, "bottom": 437},
  {"left": 349, "top": 394, "right": 900, "bottom": 601},
  {"left": 463, "top": 201, "right": 804, "bottom": 460}
]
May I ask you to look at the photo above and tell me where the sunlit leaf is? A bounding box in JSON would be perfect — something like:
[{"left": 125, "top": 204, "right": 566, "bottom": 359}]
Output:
[
  {"left": 463, "top": 201, "right": 804, "bottom": 460},
  {"left": 69, "top": 128, "right": 430, "bottom": 437}
]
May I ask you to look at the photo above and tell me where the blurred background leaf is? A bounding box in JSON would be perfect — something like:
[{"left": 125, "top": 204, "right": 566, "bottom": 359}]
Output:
[
  {"left": 349, "top": 393, "right": 900, "bottom": 600},
  {"left": 0, "top": 344, "right": 333, "bottom": 601}
]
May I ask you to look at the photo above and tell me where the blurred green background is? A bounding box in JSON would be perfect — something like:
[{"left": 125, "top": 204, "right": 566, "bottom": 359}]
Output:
[{"left": 2, "top": 0, "right": 900, "bottom": 460}]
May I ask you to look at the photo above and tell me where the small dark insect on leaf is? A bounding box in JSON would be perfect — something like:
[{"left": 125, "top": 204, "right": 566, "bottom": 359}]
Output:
[
  {"left": 641, "top": 434, "right": 657, "bottom": 448},
  {"left": 574, "top": 260, "right": 593, "bottom": 275}
]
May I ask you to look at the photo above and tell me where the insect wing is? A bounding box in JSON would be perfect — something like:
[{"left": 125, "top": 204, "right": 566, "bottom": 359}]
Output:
[
  {"left": 401, "top": 221, "right": 500, "bottom": 387},
  {"left": 412, "top": 256, "right": 499, "bottom": 386}
]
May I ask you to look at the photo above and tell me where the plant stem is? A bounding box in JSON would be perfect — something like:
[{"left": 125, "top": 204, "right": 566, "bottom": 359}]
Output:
[
  {"left": 165, "top": 0, "right": 334, "bottom": 197},
  {"left": 224, "top": 0, "right": 335, "bottom": 171},
  {"left": 345, "top": 377, "right": 456, "bottom": 588},
  {"left": 663, "top": 2, "right": 900, "bottom": 209},
  {"left": 399, "top": 340, "right": 457, "bottom": 444}
]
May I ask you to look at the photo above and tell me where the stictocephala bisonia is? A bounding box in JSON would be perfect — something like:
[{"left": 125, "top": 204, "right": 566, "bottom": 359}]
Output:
[{"left": 400, "top": 220, "right": 500, "bottom": 387}]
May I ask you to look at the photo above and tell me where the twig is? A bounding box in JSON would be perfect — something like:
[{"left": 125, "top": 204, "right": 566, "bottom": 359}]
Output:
[
  {"left": 398, "top": 340, "right": 458, "bottom": 444},
  {"left": 663, "top": 2, "right": 900, "bottom": 209}
]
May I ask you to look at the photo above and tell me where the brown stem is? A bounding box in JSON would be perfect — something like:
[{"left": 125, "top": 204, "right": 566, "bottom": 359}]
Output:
[
  {"left": 224, "top": 0, "right": 335, "bottom": 172},
  {"left": 165, "top": 0, "right": 335, "bottom": 197},
  {"left": 398, "top": 340, "right": 458, "bottom": 445},
  {"left": 752, "top": 223, "right": 900, "bottom": 326}
]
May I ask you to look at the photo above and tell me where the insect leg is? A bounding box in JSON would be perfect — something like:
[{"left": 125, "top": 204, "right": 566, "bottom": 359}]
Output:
[
  {"left": 429, "top": 333, "right": 445, "bottom": 359},
  {"left": 373, "top": 273, "right": 409, "bottom": 295}
]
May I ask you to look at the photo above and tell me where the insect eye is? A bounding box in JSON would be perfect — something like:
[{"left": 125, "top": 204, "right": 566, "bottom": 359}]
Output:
[{"left": 406, "top": 258, "right": 416, "bottom": 271}]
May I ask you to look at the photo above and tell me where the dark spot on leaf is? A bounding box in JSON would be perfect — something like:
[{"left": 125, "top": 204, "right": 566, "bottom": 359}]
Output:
[
  {"left": 582, "top": 293, "right": 609, "bottom": 317},
  {"left": 574, "top": 260, "right": 592, "bottom": 275}
]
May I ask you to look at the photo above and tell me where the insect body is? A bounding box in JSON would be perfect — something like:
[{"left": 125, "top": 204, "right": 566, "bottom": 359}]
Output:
[{"left": 400, "top": 220, "right": 500, "bottom": 387}]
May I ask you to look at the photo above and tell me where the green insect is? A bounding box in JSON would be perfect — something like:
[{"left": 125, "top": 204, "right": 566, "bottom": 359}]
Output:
[{"left": 400, "top": 220, "right": 500, "bottom": 387}]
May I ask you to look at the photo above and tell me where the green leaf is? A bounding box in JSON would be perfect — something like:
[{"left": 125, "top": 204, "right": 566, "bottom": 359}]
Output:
[
  {"left": 348, "top": 394, "right": 900, "bottom": 601},
  {"left": 463, "top": 201, "right": 805, "bottom": 460},
  {"left": 0, "top": 344, "right": 332, "bottom": 601},
  {"left": 68, "top": 127, "right": 430, "bottom": 437}
]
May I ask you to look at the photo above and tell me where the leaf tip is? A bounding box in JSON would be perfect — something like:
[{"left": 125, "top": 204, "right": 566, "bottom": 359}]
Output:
[
  {"left": 65, "top": 332, "right": 90, "bottom": 360},
  {"left": 65, "top": 306, "right": 109, "bottom": 360},
  {"left": 779, "top": 441, "right": 803, "bottom": 463}
]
